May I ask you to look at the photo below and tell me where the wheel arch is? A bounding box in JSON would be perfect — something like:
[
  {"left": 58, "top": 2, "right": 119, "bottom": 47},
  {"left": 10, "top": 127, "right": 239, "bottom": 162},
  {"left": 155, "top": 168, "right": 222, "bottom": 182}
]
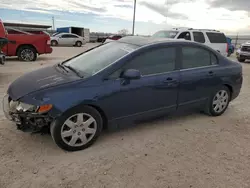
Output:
[
  {"left": 223, "top": 83, "right": 233, "bottom": 99},
  {"left": 16, "top": 44, "right": 38, "bottom": 55},
  {"left": 59, "top": 102, "right": 109, "bottom": 130}
]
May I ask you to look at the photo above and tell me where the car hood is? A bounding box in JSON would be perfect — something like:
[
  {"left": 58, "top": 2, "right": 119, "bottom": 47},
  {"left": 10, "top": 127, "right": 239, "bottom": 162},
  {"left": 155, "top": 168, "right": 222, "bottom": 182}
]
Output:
[{"left": 8, "top": 65, "right": 80, "bottom": 100}]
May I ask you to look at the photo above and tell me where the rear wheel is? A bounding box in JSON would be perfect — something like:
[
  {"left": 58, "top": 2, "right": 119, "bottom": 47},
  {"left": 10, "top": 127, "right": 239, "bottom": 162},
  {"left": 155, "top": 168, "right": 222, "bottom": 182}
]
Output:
[
  {"left": 237, "top": 57, "right": 245, "bottom": 62},
  {"left": 50, "top": 106, "right": 103, "bottom": 151},
  {"left": 0, "top": 54, "right": 5, "bottom": 65},
  {"left": 17, "top": 46, "right": 37, "bottom": 61},
  {"left": 204, "top": 86, "right": 230, "bottom": 116},
  {"left": 75, "top": 41, "right": 82, "bottom": 47}
]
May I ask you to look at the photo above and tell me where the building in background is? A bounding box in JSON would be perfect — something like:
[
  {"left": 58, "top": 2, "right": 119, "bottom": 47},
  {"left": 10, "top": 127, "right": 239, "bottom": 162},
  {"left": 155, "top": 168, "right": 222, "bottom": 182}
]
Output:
[{"left": 56, "top": 27, "right": 90, "bottom": 42}]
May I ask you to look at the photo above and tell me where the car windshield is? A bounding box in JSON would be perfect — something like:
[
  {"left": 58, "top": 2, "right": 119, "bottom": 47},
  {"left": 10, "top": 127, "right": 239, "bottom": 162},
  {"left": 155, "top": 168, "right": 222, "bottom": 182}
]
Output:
[
  {"left": 63, "top": 42, "right": 137, "bottom": 77},
  {"left": 152, "top": 31, "right": 178, "bottom": 38}
]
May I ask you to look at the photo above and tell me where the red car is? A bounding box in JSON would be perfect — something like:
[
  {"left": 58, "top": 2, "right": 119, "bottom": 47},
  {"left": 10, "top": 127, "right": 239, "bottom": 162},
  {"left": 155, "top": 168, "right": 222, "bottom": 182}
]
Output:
[
  {"left": 0, "top": 20, "right": 52, "bottom": 61},
  {"left": 107, "top": 35, "right": 123, "bottom": 40}
]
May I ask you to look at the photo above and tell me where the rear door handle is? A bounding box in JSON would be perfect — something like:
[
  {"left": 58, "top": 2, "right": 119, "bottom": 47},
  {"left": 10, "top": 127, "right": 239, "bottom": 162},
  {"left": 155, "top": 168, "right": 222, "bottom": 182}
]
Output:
[
  {"left": 163, "top": 77, "right": 175, "bottom": 83},
  {"left": 208, "top": 71, "right": 215, "bottom": 76},
  {"left": 163, "top": 77, "right": 178, "bottom": 86}
]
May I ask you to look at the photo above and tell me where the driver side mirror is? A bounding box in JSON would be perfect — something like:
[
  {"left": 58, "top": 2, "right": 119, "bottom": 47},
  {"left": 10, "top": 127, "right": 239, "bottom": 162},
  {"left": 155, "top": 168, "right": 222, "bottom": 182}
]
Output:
[{"left": 121, "top": 69, "right": 141, "bottom": 80}]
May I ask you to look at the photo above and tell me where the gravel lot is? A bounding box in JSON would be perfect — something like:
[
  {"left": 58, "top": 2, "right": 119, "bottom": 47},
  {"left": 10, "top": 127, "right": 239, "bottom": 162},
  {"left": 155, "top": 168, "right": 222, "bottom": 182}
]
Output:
[{"left": 0, "top": 45, "right": 250, "bottom": 188}]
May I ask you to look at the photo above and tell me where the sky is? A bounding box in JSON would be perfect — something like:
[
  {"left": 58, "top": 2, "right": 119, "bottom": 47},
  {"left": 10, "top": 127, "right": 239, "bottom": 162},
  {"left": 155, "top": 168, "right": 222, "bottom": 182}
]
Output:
[{"left": 0, "top": 0, "right": 249, "bottom": 35}]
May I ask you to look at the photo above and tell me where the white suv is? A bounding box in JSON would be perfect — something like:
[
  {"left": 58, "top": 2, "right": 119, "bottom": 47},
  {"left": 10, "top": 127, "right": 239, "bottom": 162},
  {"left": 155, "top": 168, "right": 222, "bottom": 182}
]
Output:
[
  {"left": 152, "top": 28, "right": 228, "bottom": 56},
  {"left": 236, "top": 42, "right": 250, "bottom": 62}
]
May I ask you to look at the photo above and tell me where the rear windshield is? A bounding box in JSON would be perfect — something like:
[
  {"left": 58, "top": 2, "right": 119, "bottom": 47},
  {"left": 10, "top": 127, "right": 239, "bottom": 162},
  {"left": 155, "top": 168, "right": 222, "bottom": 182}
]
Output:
[
  {"left": 206, "top": 32, "right": 227, "bottom": 43},
  {"left": 64, "top": 42, "right": 137, "bottom": 77},
  {"left": 152, "top": 31, "right": 178, "bottom": 38}
]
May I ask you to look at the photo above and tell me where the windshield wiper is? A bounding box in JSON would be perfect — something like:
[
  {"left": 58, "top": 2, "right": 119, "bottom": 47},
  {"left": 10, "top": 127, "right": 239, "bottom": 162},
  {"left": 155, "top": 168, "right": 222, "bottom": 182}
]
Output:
[
  {"left": 64, "top": 65, "right": 84, "bottom": 78},
  {"left": 57, "top": 63, "right": 69, "bottom": 72}
]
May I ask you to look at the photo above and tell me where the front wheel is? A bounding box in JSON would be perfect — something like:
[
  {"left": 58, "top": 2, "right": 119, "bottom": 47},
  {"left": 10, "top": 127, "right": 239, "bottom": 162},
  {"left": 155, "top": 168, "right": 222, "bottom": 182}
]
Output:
[
  {"left": 237, "top": 57, "right": 245, "bottom": 62},
  {"left": 51, "top": 40, "right": 58, "bottom": 46},
  {"left": 204, "top": 86, "right": 230, "bottom": 116},
  {"left": 50, "top": 106, "right": 103, "bottom": 151},
  {"left": 17, "top": 46, "right": 37, "bottom": 61}
]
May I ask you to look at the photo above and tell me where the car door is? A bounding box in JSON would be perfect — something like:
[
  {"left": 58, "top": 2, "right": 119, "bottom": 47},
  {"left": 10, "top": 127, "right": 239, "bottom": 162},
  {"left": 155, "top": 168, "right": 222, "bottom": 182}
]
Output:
[
  {"left": 67, "top": 34, "right": 79, "bottom": 45},
  {"left": 58, "top": 34, "right": 69, "bottom": 45},
  {"left": 58, "top": 34, "right": 75, "bottom": 46},
  {"left": 102, "top": 46, "right": 180, "bottom": 121},
  {"left": 178, "top": 45, "right": 222, "bottom": 109}
]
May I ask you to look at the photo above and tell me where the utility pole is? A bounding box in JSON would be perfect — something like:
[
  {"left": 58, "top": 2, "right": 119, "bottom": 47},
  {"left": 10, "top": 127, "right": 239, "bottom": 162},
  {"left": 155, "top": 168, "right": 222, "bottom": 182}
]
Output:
[
  {"left": 165, "top": 0, "right": 168, "bottom": 25},
  {"left": 132, "top": 0, "right": 136, "bottom": 35},
  {"left": 52, "top": 16, "right": 55, "bottom": 30}
]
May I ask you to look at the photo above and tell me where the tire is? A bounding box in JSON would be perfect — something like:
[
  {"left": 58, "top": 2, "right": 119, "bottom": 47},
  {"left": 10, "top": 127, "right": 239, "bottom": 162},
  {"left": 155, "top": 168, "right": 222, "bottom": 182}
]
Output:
[
  {"left": 51, "top": 40, "right": 58, "bottom": 46},
  {"left": 204, "top": 86, "right": 231, "bottom": 116},
  {"left": 0, "top": 55, "right": 5, "bottom": 65},
  {"left": 227, "top": 49, "right": 232, "bottom": 57},
  {"left": 75, "top": 41, "right": 82, "bottom": 47},
  {"left": 237, "top": 58, "right": 245, "bottom": 62},
  {"left": 17, "top": 46, "right": 37, "bottom": 61},
  {"left": 50, "top": 106, "right": 103, "bottom": 151}
]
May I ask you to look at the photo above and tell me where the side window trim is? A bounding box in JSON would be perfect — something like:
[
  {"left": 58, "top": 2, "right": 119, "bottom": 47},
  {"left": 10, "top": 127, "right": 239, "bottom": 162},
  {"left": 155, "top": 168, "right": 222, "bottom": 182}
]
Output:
[{"left": 108, "top": 45, "right": 178, "bottom": 79}]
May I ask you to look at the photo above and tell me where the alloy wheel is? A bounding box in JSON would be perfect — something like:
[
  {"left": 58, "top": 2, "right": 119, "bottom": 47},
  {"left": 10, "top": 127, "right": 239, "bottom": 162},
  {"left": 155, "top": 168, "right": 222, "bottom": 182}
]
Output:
[
  {"left": 20, "top": 49, "right": 34, "bottom": 61},
  {"left": 60, "top": 113, "right": 97, "bottom": 147},
  {"left": 212, "top": 90, "right": 229, "bottom": 113}
]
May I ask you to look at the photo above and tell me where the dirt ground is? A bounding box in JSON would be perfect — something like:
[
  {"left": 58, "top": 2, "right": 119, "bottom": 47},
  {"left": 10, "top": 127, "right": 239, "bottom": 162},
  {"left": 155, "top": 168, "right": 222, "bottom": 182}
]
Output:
[{"left": 0, "top": 45, "right": 250, "bottom": 188}]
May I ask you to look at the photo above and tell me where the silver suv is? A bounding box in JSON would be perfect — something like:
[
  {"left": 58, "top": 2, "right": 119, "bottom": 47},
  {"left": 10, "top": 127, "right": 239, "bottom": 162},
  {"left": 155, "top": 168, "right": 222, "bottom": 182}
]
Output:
[{"left": 236, "top": 42, "right": 250, "bottom": 62}]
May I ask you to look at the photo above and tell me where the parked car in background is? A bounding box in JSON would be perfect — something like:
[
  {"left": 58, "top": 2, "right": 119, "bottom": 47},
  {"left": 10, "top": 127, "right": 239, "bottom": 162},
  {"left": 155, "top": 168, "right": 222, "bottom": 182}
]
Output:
[
  {"left": 0, "top": 20, "right": 52, "bottom": 61},
  {"left": 152, "top": 28, "right": 228, "bottom": 56},
  {"left": 107, "top": 34, "right": 123, "bottom": 40},
  {"left": 236, "top": 42, "right": 250, "bottom": 62},
  {"left": 226, "top": 37, "right": 235, "bottom": 57},
  {"left": 103, "top": 34, "right": 123, "bottom": 43},
  {"left": 3, "top": 36, "right": 242, "bottom": 151},
  {"left": 50, "top": 33, "right": 86, "bottom": 47}
]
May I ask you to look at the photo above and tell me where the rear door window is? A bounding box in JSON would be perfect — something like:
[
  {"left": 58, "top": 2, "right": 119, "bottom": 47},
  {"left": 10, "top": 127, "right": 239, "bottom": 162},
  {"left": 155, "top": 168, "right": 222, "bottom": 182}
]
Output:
[
  {"left": 181, "top": 46, "right": 217, "bottom": 69},
  {"left": 206, "top": 32, "right": 227, "bottom": 43},
  {"left": 193, "top": 32, "right": 205, "bottom": 43},
  {"left": 61, "top": 34, "right": 78, "bottom": 38}
]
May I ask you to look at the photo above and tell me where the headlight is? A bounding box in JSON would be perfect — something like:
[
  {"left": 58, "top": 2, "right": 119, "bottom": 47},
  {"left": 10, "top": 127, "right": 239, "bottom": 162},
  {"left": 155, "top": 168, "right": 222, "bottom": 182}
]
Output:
[
  {"left": 9, "top": 100, "right": 53, "bottom": 113},
  {"left": 16, "top": 102, "right": 38, "bottom": 112}
]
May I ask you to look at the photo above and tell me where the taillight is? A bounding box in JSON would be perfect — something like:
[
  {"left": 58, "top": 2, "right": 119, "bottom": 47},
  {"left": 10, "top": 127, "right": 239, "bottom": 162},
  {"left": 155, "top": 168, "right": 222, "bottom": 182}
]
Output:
[
  {"left": 226, "top": 43, "right": 229, "bottom": 52},
  {"left": 47, "top": 39, "right": 51, "bottom": 45}
]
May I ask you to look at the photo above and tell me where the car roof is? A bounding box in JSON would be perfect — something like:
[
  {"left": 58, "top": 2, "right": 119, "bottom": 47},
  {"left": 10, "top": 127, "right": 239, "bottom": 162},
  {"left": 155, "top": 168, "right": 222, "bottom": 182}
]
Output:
[
  {"left": 242, "top": 42, "right": 250, "bottom": 46},
  {"left": 118, "top": 36, "right": 197, "bottom": 47},
  {"left": 57, "top": 32, "right": 78, "bottom": 36},
  {"left": 156, "top": 29, "right": 223, "bottom": 33}
]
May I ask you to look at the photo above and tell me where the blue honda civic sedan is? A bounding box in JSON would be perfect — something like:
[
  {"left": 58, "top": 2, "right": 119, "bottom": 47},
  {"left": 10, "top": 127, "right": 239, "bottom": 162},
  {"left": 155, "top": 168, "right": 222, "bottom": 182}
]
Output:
[{"left": 3, "top": 36, "right": 242, "bottom": 151}]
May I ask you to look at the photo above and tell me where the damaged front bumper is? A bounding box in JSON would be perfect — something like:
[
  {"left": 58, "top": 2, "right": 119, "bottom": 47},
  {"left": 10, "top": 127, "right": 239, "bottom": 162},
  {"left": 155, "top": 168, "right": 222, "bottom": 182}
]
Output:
[{"left": 3, "top": 94, "right": 53, "bottom": 132}]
